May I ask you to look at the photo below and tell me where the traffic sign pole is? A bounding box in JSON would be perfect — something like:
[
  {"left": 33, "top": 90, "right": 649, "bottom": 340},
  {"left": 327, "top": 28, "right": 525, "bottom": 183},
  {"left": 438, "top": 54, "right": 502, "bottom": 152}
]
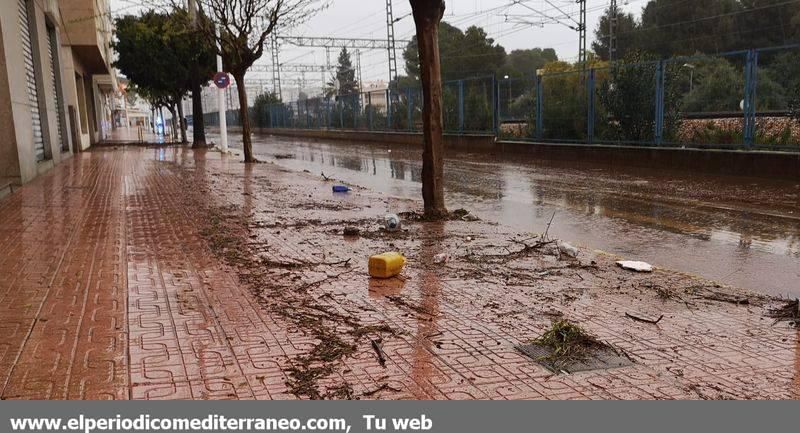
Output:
[{"left": 216, "top": 26, "right": 228, "bottom": 152}]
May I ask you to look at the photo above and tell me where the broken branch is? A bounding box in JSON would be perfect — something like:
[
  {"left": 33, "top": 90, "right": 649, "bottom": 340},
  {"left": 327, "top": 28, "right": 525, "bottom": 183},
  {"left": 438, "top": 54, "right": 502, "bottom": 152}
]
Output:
[
  {"left": 371, "top": 339, "right": 387, "bottom": 367},
  {"left": 625, "top": 312, "right": 664, "bottom": 324}
]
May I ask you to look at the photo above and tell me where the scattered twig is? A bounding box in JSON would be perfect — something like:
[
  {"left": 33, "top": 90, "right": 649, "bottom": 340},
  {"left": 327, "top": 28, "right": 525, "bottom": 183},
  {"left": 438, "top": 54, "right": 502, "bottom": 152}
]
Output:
[
  {"left": 321, "top": 172, "right": 331, "bottom": 181},
  {"left": 766, "top": 299, "right": 799, "bottom": 327},
  {"left": 386, "top": 295, "right": 434, "bottom": 316},
  {"left": 625, "top": 312, "right": 664, "bottom": 324},
  {"left": 470, "top": 238, "right": 556, "bottom": 262},
  {"left": 688, "top": 286, "right": 750, "bottom": 305},
  {"left": 543, "top": 211, "right": 556, "bottom": 240},
  {"left": 371, "top": 339, "right": 387, "bottom": 367},
  {"left": 296, "top": 269, "right": 354, "bottom": 292},
  {"left": 327, "top": 258, "right": 352, "bottom": 267},
  {"left": 700, "top": 293, "right": 749, "bottom": 305},
  {"left": 361, "top": 383, "right": 400, "bottom": 397},
  {"left": 610, "top": 344, "right": 636, "bottom": 363}
]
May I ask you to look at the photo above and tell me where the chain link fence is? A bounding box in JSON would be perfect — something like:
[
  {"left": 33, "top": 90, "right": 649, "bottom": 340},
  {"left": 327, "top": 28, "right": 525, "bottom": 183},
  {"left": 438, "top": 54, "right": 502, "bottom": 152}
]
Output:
[{"left": 202, "top": 45, "right": 800, "bottom": 151}]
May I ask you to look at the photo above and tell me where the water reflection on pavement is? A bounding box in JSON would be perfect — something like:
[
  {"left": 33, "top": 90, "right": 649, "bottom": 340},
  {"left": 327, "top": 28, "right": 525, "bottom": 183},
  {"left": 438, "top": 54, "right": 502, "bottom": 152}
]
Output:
[{"left": 216, "top": 132, "right": 800, "bottom": 297}]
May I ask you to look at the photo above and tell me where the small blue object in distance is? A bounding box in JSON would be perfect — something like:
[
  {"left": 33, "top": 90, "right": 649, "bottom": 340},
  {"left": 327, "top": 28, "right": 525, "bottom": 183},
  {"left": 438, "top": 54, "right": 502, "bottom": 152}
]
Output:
[{"left": 332, "top": 185, "right": 350, "bottom": 193}]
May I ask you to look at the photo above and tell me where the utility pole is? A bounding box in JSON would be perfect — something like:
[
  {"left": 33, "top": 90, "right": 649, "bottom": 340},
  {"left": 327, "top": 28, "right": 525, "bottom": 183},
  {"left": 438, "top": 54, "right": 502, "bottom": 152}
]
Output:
[
  {"left": 356, "top": 49, "right": 363, "bottom": 92},
  {"left": 326, "top": 47, "right": 331, "bottom": 70},
  {"left": 577, "top": 0, "right": 587, "bottom": 67},
  {"left": 609, "top": 0, "right": 618, "bottom": 61},
  {"left": 271, "top": 33, "right": 283, "bottom": 100},
  {"left": 385, "top": 0, "right": 399, "bottom": 87},
  {"left": 215, "top": 24, "right": 228, "bottom": 151}
]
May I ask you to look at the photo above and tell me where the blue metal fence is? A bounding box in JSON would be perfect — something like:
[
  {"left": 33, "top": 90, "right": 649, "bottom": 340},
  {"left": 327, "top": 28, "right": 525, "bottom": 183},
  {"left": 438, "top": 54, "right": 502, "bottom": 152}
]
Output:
[{"left": 205, "top": 45, "right": 800, "bottom": 151}]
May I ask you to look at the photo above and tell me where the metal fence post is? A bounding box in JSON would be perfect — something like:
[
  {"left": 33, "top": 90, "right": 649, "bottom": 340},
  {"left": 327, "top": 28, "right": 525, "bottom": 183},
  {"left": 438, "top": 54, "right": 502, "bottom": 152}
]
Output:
[
  {"left": 368, "top": 92, "right": 373, "bottom": 131},
  {"left": 535, "top": 74, "right": 544, "bottom": 139},
  {"left": 407, "top": 88, "right": 413, "bottom": 132},
  {"left": 493, "top": 76, "right": 500, "bottom": 136},
  {"left": 386, "top": 89, "right": 392, "bottom": 131},
  {"left": 338, "top": 98, "right": 343, "bottom": 129},
  {"left": 654, "top": 60, "right": 665, "bottom": 145},
  {"left": 743, "top": 49, "right": 759, "bottom": 148},
  {"left": 305, "top": 99, "right": 310, "bottom": 128},
  {"left": 587, "top": 68, "right": 595, "bottom": 144},
  {"left": 326, "top": 99, "right": 331, "bottom": 129},
  {"left": 458, "top": 80, "right": 465, "bottom": 133},
  {"left": 353, "top": 94, "right": 359, "bottom": 129}
]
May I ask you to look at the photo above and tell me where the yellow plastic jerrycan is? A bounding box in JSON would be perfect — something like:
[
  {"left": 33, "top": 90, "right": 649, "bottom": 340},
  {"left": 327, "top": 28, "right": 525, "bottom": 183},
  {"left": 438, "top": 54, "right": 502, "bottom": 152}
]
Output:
[{"left": 368, "top": 252, "right": 406, "bottom": 278}]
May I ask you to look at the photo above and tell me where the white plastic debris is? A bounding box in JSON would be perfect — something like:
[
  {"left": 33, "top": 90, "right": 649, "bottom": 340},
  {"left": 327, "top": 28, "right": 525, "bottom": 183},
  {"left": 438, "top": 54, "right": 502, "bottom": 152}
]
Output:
[
  {"left": 558, "top": 241, "right": 579, "bottom": 258},
  {"left": 616, "top": 260, "right": 654, "bottom": 273},
  {"left": 433, "top": 253, "right": 449, "bottom": 264},
  {"left": 384, "top": 214, "right": 401, "bottom": 232}
]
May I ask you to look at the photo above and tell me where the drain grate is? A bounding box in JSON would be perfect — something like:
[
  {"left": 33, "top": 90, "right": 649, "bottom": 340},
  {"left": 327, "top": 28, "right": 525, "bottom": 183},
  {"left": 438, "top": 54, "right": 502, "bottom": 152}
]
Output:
[{"left": 515, "top": 343, "right": 634, "bottom": 374}]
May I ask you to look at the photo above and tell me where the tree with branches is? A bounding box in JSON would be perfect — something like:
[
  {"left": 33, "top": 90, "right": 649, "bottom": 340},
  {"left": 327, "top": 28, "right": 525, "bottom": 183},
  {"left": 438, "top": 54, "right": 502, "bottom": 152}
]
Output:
[
  {"left": 198, "top": 0, "right": 328, "bottom": 162},
  {"left": 410, "top": 0, "right": 448, "bottom": 218},
  {"left": 323, "top": 47, "right": 358, "bottom": 99},
  {"left": 114, "top": 10, "right": 215, "bottom": 143}
]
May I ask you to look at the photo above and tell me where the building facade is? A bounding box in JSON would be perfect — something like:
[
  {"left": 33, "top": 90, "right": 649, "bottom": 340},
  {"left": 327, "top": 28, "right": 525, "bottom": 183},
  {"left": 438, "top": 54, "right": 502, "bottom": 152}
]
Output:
[{"left": 0, "top": 0, "right": 116, "bottom": 191}]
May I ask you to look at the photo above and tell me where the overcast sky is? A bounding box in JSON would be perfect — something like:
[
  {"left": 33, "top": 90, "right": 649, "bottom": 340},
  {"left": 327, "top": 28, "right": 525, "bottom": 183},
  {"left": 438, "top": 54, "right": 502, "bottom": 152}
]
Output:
[{"left": 110, "top": 0, "right": 644, "bottom": 93}]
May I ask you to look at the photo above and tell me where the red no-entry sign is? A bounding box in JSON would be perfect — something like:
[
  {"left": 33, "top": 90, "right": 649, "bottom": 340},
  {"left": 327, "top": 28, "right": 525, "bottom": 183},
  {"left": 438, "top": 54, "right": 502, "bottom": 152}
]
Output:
[{"left": 213, "top": 72, "right": 230, "bottom": 89}]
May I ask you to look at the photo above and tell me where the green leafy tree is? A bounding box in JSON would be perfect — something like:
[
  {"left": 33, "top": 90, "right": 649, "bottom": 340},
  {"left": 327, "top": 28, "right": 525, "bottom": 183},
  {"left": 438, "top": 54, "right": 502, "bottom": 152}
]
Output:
[
  {"left": 638, "top": 0, "right": 741, "bottom": 56},
  {"left": 681, "top": 57, "right": 743, "bottom": 112},
  {"left": 592, "top": 8, "right": 639, "bottom": 61},
  {"left": 789, "top": 84, "right": 800, "bottom": 122},
  {"left": 252, "top": 92, "right": 281, "bottom": 127},
  {"left": 736, "top": 0, "right": 800, "bottom": 49},
  {"left": 463, "top": 86, "right": 492, "bottom": 131},
  {"left": 682, "top": 56, "right": 786, "bottom": 112},
  {"left": 403, "top": 22, "right": 506, "bottom": 81},
  {"left": 334, "top": 47, "right": 359, "bottom": 95},
  {"left": 537, "top": 61, "right": 589, "bottom": 140},
  {"left": 114, "top": 10, "right": 214, "bottom": 143},
  {"left": 499, "top": 48, "right": 558, "bottom": 78},
  {"left": 615, "top": 0, "right": 799, "bottom": 57},
  {"left": 598, "top": 51, "right": 682, "bottom": 142}
]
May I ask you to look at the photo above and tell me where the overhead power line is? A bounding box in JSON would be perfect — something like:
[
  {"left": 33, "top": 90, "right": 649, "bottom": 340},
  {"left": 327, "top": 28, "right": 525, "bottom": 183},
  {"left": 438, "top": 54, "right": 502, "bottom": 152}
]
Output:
[
  {"left": 386, "top": 0, "right": 399, "bottom": 86},
  {"left": 276, "top": 36, "right": 411, "bottom": 50},
  {"left": 250, "top": 64, "right": 330, "bottom": 73}
]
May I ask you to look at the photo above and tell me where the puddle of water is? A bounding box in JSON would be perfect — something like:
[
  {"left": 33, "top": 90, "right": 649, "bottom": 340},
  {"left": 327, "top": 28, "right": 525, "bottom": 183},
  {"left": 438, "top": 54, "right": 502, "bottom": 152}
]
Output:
[{"left": 211, "top": 133, "right": 800, "bottom": 297}]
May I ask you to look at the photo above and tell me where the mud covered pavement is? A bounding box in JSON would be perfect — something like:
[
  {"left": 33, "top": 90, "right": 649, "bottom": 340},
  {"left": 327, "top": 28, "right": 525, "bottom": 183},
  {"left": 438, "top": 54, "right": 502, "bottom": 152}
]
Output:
[{"left": 0, "top": 145, "right": 797, "bottom": 400}]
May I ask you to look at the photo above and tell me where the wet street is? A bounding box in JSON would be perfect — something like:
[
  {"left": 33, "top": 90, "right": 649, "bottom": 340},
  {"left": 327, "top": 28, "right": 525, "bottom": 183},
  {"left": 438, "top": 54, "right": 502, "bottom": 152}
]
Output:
[
  {"left": 1, "top": 145, "right": 797, "bottom": 400},
  {"left": 215, "top": 133, "right": 800, "bottom": 298}
]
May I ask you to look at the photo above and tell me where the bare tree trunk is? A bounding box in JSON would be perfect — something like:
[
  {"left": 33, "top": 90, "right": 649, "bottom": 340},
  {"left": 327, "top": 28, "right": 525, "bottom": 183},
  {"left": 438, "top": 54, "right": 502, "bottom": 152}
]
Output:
[
  {"left": 177, "top": 99, "right": 188, "bottom": 144},
  {"left": 168, "top": 105, "right": 178, "bottom": 141},
  {"left": 190, "top": 76, "right": 207, "bottom": 147},
  {"left": 410, "top": 0, "right": 448, "bottom": 219},
  {"left": 188, "top": 0, "right": 207, "bottom": 148},
  {"left": 233, "top": 73, "right": 255, "bottom": 162}
]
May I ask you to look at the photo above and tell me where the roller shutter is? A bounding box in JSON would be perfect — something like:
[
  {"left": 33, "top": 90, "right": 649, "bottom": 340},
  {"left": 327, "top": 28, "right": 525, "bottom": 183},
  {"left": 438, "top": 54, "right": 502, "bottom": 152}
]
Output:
[
  {"left": 18, "top": 0, "right": 45, "bottom": 161},
  {"left": 46, "top": 26, "right": 64, "bottom": 151}
]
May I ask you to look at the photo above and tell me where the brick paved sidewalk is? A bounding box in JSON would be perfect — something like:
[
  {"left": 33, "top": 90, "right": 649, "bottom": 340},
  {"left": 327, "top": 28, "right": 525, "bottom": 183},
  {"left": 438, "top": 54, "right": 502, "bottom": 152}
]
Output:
[{"left": 0, "top": 146, "right": 797, "bottom": 400}]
